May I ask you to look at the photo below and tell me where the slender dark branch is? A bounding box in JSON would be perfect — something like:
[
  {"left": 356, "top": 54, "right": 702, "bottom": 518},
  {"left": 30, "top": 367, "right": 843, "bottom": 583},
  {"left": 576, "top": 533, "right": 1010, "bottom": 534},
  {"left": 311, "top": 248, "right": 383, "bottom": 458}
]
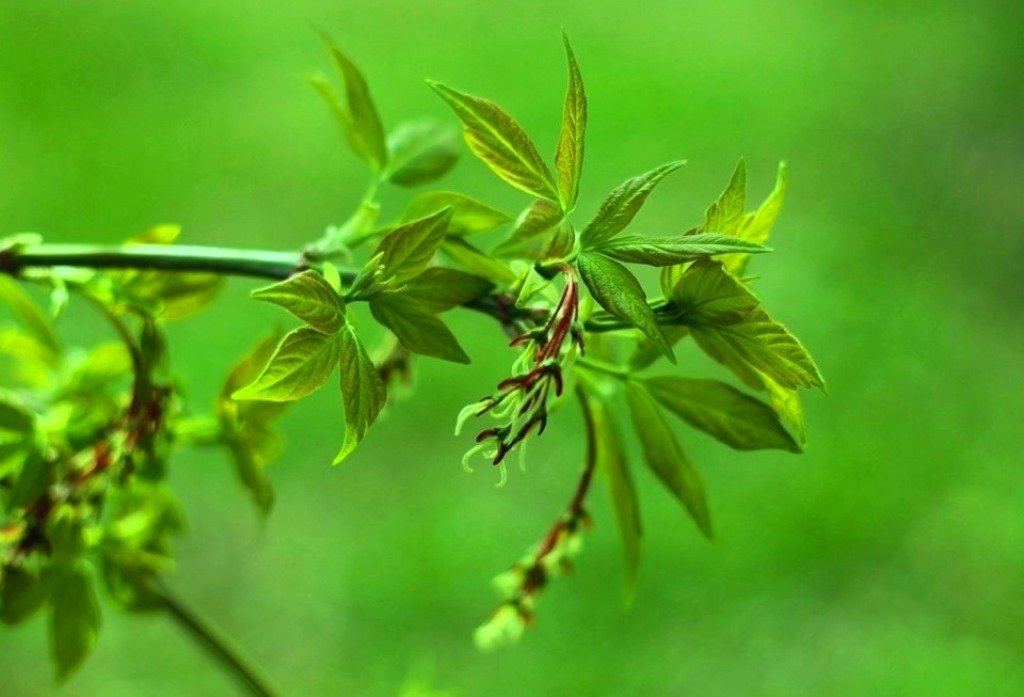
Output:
[{"left": 145, "top": 576, "right": 283, "bottom": 697}]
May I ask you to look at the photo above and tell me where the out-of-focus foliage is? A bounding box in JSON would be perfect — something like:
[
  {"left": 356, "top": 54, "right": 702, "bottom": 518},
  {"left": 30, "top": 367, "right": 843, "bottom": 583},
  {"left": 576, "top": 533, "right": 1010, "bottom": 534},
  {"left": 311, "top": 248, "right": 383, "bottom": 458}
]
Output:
[{"left": 0, "top": 0, "right": 1021, "bottom": 694}]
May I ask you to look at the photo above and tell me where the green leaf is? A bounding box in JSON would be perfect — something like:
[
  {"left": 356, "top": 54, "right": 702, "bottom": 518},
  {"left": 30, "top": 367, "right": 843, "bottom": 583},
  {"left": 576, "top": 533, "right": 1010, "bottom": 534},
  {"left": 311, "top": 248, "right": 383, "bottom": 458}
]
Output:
[
  {"left": 232, "top": 327, "right": 342, "bottom": 402},
  {"left": 628, "top": 326, "right": 689, "bottom": 371},
  {"left": 579, "top": 161, "right": 684, "bottom": 248},
  {"left": 428, "top": 81, "right": 558, "bottom": 201},
  {"left": 334, "top": 325, "right": 388, "bottom": 464},
  {"left": 760, "top": 371, "right": 806, "bottom": 447},
  {"left": 1, "top": 565, "right": 50, "bottom": 625},
  {"left": 576, "top": 251, "right": 672, "bottom": 361},
  {"left": 578, "top": 384, "right": 641, "bottom": 602},
  {"left": 643, "top": 376, "right": 801, "bottom": 452},
  {"left": 624, "top": 382, "right": 712, "bottom": 539},
  {"left": 725, "top": 161, "right": 788, "bottom": 274},
  {"left": 702, "top": 158, "right": 747, "bottom": 235},
  {"left": 0, "top": 276, "right": 60, "bottom": 359},
  {"left": 440, "top": 238, "right": 517, "bottom": 285},
  {"left": 8, "top": 450, "right": 51, "bottom": 510},
  {"left": 323, "top": 41, "right": 388, "bottom": 170},
  {"left": 384, "top": 121, "right": 459, "bottom": 187},
  {"left": 375, "top": 208, "right": 453, "bottom": 287},
  {"left": 50, "top": 562, "right": 102, "bottom": 682},
  {"left": 370, "top": 294, "right": 470, "bottom": 364},
  {"left": 251, "top": 270, "right": 345, "bottom": 334},
  {"left": 671, "top": 260, "right": 824, "bottom": 390},
  {"left": 555, "top": 31, "right": 586, "bottom": 211},
  {"left": 399, "top": 267, "right": 493, "bottom": 312},
  {"left": 402, "top": 191, "right": 511, "bottom": 236},
  {"left": 492, "top": 199, "right": 567, "bottom": 259},
  {"left": 597, "top": 233, "right": 769, "bottom": 266}
]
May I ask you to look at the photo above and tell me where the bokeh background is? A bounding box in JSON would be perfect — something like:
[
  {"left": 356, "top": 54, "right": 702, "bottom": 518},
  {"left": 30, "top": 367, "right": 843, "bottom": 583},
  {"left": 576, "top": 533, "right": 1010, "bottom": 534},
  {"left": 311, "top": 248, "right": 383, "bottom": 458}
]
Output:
[{"left": 1, "top": 1, "right": 1022, "bottom": 695}]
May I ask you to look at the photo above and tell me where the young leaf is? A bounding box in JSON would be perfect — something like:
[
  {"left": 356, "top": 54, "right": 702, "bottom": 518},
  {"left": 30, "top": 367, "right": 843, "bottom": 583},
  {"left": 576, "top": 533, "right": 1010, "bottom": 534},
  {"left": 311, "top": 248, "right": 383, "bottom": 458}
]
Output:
[
  {"left": 334, "top": 325, "right": 388, "bottom": 464},
  {"left": 370, "top": 294, "right": 470, "bottom": 364},
  {"left": 577, "top": 251, "right": 672, "bottom": 361},
  {"left": 671, "top": 260, "right": 824, "bottom": 390},
  {"left": 597, "top": 233, "right": 769, "bottom": 266},
  {"left": 375, "top": 208, "right": 453, "bottom": 286},
  {"left": 440, "top": 238, "right": 518, "bottom": 285},
  {"left": 624, "top": 381, "right": 712, "bottom": 539},
  {"left": 232, "top": 327, "right": 342, "bottom": 402},
  {"left": 251, "top": 270, "right": 345, "bottom": 334},
  {"left": 384, "top": 121, "right": 459, "bottom": 187},
  {"left": 50, "top": 563, "right": 102, "bottom": 682},
  {"left": 324, "top": 41, "right": 388, "bottom": 171},
  {"left": 579, "top": 161, "right": 684, "bottom": 248},
  {"left": 725, "top": 161, "right": 788, "bottom": 274},
  {"left": 491, "top": 200, "right": 565, "bottom": 259},
  {"left": 578, "top": 385, "right": 641, "bottom": 602},
  {"left": 402, "top": 191, "right": 511, "bottom": 236},
  {"left": 702, "top": 158, "right": 747, "bottom": 235},
  {"left": 0, "top": 276, "right": 60, "bottom": 359},
  {"left": 428, "top": 81, "right": 559, "bottom": 201},
  {"left": 643, "top": 376, "right": 801, "bottom": 452},
  {"left": 760, "top": 371, "right": 807, "bottom": 447},
  {"left": 399, "top": 267, "right": 494, "bottom": 312},
  {"left": 555, "top": 32, "right": 586, "bottom": 211}
]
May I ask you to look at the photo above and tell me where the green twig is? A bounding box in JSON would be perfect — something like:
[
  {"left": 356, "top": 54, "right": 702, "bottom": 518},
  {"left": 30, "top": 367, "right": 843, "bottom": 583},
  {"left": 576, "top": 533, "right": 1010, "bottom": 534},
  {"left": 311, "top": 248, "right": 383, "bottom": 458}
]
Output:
[{"left": 146, "top": 576, "right": 284, "bottom": 697}]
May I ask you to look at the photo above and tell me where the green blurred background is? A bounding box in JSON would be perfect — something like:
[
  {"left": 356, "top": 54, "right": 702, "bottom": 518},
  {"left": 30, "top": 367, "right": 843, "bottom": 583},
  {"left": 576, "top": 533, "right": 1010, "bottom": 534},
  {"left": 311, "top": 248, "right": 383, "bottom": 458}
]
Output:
[{"left": 1, "top": 0, "right": 1022, "bottom": 694}]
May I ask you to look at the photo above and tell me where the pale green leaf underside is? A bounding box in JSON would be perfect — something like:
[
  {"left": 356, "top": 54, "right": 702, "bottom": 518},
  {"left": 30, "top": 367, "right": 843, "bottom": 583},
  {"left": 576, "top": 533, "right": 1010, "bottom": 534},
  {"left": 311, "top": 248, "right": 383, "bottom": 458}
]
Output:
[
  {"left": 251, "top": 270, "right": 345, "bottom": 334},
  {"left": 428, "top": 81, "right": 559, "bottom": 201},
  {"left": 597, "top": 233, "right": 769, "bottom": 266},
  {"left": 232, "top": 327, "right": 341, "bottom": 402}
]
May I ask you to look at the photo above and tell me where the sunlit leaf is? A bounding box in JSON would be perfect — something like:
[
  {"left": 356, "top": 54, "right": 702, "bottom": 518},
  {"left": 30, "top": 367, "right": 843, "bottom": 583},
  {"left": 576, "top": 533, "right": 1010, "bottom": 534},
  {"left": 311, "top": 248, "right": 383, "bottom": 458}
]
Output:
[
  {"left": 402, "top": 191, "right": 511, "bottom": 236},
  {"left": 334, "top": 325, "right": 387, "bottom": 464},
  {"left": 579, "top": 161, "right": 684, "bottom": 248},
  {"left": 724, "top": 161, "right": 788, "bottom": 274},
  {"left": 428, "top": 81, "right": 558, "bottom": 201},
  {"left": 643, "top": 376, "right": 800, "bottom": 452},
  {"left": 251, "top": 270, "right": 345, "bottom": 334},
  {"left": 702, "top": 158, "right": 746, "bottom": 235},
  {"left": 375, "top": 208, "right": 453, "bottom": 286},
  {"left": 555, "top": 31, "right": 586, "bottom": 211},
  {"left": 624, "top": 381, "right": 712, "bottom": 539},
  {"left": 232, "top": 327, "right": 342, "bottom": 402},
  {"left": 597, "top": 233, "right": 769, "bottom": 266}
]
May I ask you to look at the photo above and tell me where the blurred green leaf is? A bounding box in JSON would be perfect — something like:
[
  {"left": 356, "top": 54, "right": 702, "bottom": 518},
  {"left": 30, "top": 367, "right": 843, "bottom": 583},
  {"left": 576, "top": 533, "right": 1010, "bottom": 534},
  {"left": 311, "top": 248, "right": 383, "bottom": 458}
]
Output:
[
  {"left": 579, "top": 161, "right": 684, "bottom": 248},
  {"left": 402, "top": 191, "right": 511, "bottom": 236},
  {"left": 428, "top": 81, "right": 558, "bottom": 201},
  {"left": 334, "top": 325, "right": 387, "bottom": 465},
  {"left": 1, "top": 565, "right": 51, "bottom": 625},
  {"left": 399, "top": 267, "right": 493, "bottom": 312},
  {"left": 384, "top": 121, "right": 459, "bottom": 187},
  {"left": 251, "top": 270, "right": 345, "bottom": 334},
  {"left": 578, "top": 384, "right": 641, "bottom": 602},
  {"left": 370, "top": 294, "right": 470, "bottom": 364},
  {"left": 625, "top": 381, "right": 712, "bottom": 540},
  {"left": 597, "top": 233, "right": 769, "bottom": 266},
  {"left": 0, "top": 276, "right": 60, "bottom": 359},
  {"left": 555, "top": 32, "right": 586, "bottom": 211},
  {"left": 322, "top": 41, "right": 388, "bottom": 171},
  {"left": 232, "top": 328, "right": 341, "bottom": 402},
  {"left": 671, "top": 260, "right": 824, "bottom": 390},
  {"left": 577, "top": 251, "right": 671, "bottom": 360},
  {"left": 49, "top": 562, "right": 102, "bottom": 682},
  {"left": 643, "top": 376, "right": 801, "bottom": 452},
  {"left": 375, "top": 208, "right": 453, "bottom": 287}
]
